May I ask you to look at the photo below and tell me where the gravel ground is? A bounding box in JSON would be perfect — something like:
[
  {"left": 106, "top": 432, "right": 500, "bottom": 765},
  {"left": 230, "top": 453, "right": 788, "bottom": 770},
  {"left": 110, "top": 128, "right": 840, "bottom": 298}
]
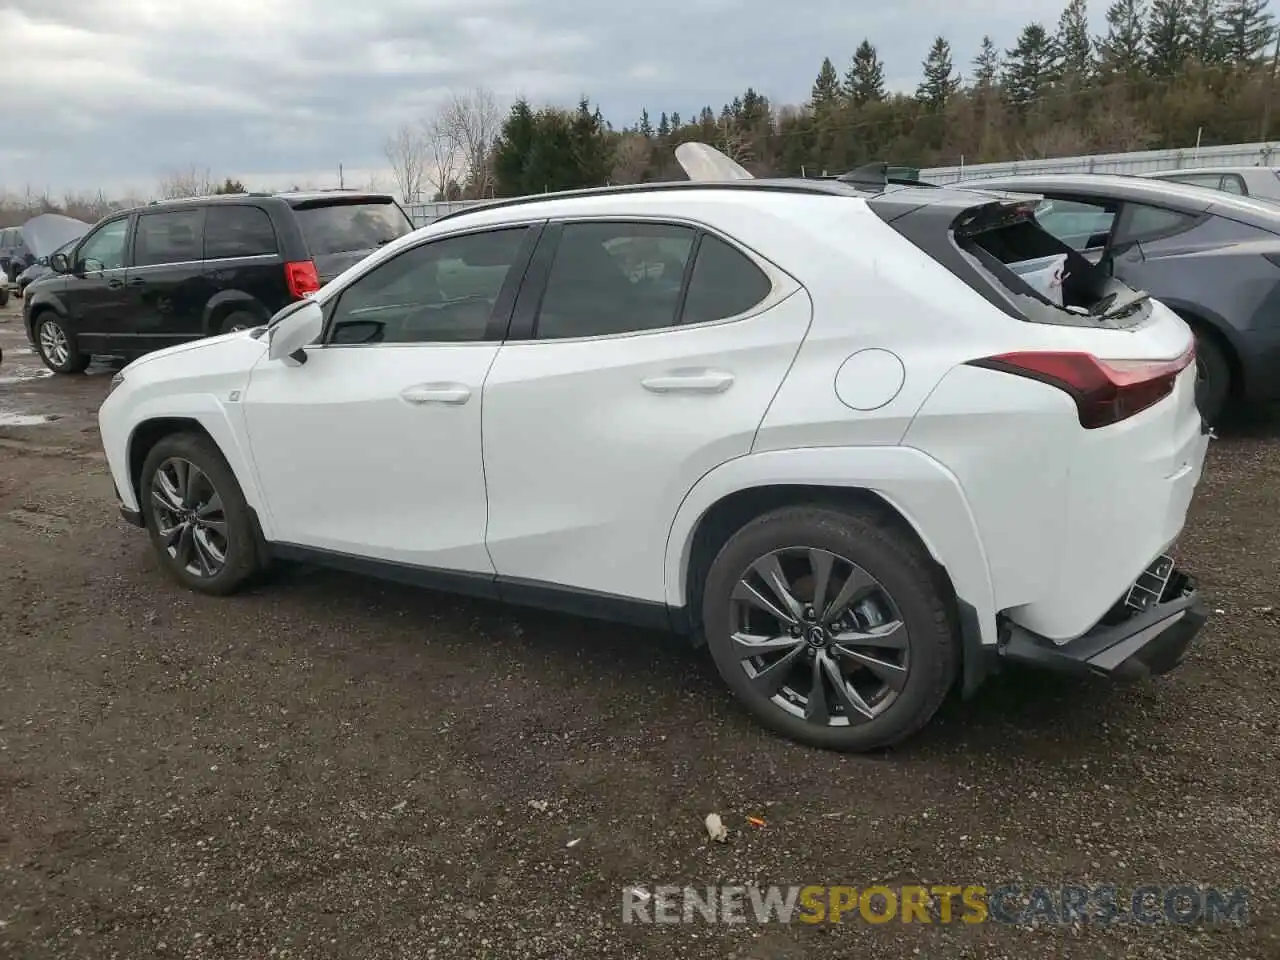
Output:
[{"left": 1, "top": 298, "right": 1278, "bottom": 959}]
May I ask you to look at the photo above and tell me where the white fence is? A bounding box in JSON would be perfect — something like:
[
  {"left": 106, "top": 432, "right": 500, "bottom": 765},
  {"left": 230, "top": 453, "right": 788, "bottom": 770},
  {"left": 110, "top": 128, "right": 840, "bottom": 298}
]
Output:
[
  {"left": 920, "top": 141, "right": 1280, "bottom": 184},
  {"left": 405, "top": 199, "right": 490, "bottom": 227}
]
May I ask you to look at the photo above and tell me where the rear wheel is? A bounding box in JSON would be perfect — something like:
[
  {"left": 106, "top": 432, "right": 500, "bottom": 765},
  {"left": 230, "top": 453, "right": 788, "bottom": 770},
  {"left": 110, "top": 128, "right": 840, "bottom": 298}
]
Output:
[
  {"left": 34, "top": 314, "right": 89, "bottom": 374},
  {"left": 219, "top": 310, "right": 259, "bottom": 335},
  {"left": 1192, "top": 328, "right": 1230, "bottom": 426},
  {"left": 701, "top": 505, "right": 958, "bottom": 752}
]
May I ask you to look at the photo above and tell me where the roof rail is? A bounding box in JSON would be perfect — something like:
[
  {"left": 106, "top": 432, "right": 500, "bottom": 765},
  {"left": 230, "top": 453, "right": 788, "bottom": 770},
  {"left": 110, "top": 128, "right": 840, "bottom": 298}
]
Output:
[{"left": 429, "top": 178, "right": 858, "bottom": 225}]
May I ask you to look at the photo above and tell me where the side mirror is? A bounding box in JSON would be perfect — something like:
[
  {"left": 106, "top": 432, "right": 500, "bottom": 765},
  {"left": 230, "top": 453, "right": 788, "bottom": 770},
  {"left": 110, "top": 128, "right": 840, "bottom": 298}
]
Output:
[
  {"left": 267, "top": 300, "right": 324, "bottom": 364},
  {"left": 49, "top": 253, "right": 70, "bottom": 274}
]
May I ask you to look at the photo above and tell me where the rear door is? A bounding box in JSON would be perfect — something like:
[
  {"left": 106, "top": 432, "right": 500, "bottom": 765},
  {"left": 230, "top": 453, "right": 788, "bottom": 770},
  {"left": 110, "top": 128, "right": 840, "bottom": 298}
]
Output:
[
  {"left": 480, "top": 219, "right": 809, "bottom": 611},
  {"left": 123, "top": 206, "right": 211, "bottom": 347},
  {"left": 289, "top": 197, "right": 416, "bottom": 282}
]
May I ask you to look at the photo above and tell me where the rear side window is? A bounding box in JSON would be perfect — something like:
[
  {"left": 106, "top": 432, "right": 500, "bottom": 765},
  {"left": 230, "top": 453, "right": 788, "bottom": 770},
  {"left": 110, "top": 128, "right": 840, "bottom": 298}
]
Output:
[
  {"left": 1115, "top": 204, "right": 1200, "bottom": 245},
  {"left": 1165, "top": 173, "right": 1223, "bottom": 190},
  {"left": 682, "top": 235, "right": 772, "bottom": 324},
  {"left": 535, "top": 222, "right": 696, "bottom": 339},
  {"left": 1221, "top": 175, "right": 1247, "bottom": 196},
  {"left": 1034, "top": 198, "right": 1118, "bottom": 251},
  {"left": 134, "top": 209, "right": 204, "bottom": 267},
  {"left": 293, "top": 201, "right": 414, "bottom": 256},
  {"left": 205, "top": 206, "right": 278, "bottom": 259}
]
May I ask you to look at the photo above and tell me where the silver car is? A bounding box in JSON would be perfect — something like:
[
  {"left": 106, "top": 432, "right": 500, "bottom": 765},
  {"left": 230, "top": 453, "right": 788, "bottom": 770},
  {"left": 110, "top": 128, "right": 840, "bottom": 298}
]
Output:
[{"left": 1141, "top": 166, "right": 1280, "bottom": 203}]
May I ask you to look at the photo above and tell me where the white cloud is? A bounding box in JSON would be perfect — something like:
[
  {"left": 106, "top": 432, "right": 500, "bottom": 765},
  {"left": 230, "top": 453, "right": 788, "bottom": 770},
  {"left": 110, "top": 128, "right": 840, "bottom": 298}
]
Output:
[{"left": 1, "top": 0, "right": 1103, "bottom": 196}]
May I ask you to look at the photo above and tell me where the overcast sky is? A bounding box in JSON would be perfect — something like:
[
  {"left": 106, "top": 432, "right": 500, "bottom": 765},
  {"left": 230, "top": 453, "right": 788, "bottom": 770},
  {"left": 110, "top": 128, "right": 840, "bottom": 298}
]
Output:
[{"left": 2, "top": 0, "right": 1104, "bottom": 198}]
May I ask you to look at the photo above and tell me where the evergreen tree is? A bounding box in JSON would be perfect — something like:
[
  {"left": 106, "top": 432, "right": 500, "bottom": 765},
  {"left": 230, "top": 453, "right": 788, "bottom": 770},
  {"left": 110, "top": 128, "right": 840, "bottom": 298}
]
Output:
[
  {"left": 845, "top": 40, "right": 887, "bottom": 104},
  {"left": 657, "top": 112, "right": 671, "bottom": 138},
  {"left": 972, "top": 35, "right": 1002, "bottom": 89},
  {"left": 1220, "top": 0, "right": 1275, "bottom": 63},
  {"left": 1058, "top": 0, "right": 1097, "bottom": 78},
  {"left": 493, "top": 98, "right": 537, "bottom": 196},
  {"left": 1188, "top": 0, "right": 1228, "bottom": 63},
  {"left": 1004, "top": 23, "right": 1059, "bottom": 106},
  {"left": 1099, "top": 0, "right": 1148, "bottom": 70},
  {"left": 917, "top": 36, "right": 961, "bottom": 108},
  {"left": 1146, "top": 0, "right": 1194, "bottom": 76},
  {"left": 638, "top": 108, "right": 653, "bottom": 138},
  {"left": 811, "top": 56, "right": 842, "bottom": 108},
  {"left": 670, "top": 111, "right": 682, "bottom": 129}
]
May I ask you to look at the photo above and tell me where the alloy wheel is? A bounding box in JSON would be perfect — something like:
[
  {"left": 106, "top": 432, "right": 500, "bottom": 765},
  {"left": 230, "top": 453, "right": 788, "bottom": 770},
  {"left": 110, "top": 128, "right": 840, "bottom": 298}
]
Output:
[
  {"left": 728, "top": 548, "right": 910, "bottom": 726},
  {"left": 150, "top": 457, "right": 230, "bottom": 578},
  {"left": 39, "top": 320, "right": 70, "bottom": 367}
]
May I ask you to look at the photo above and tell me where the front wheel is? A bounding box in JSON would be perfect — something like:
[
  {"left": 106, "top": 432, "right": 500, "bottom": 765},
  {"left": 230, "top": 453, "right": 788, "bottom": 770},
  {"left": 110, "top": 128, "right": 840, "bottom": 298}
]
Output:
[
  {"left": 701, "top": 505, "right": 958, "bottom": 752},
  {"left": 34, "top": 314, "right": 89, "bottom": 374},
  {"left": 139, "top": 433, "right": 262, "bottom": 595},
  {"left": 1192, "top": 329, "right": 1230, "bottom": 426}
]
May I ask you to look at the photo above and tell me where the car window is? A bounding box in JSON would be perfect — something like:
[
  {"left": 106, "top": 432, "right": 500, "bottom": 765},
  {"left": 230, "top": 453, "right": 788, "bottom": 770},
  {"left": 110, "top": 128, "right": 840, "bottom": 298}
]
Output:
[
  {"left": 205, "top": 206, "right": 278, "bottom": 259},
  {"left": 1164, "top": 173, "right": 1223, "bottom": 190},
  {"left": 78, "top": 219, "right": 130, "bottom": 271},
  {"left": 682, "top": 235, "right": 773, "bottom": 324},
  {"left": 535, "top": 222, "right": 696, "bottom": 339},
  {"left": 1033, "top": 198, "right": 1118, "bottom": 251},
  {"left": 1221, "top": 174, "right": 1247, "bottom": 196},
  {"left": 133, "top": 209, "right": 204, "bottom": 267},
  {"left": 293, "top": 201, "right": 414, "bottom": 256},
  {"left": 1115, "top": 204, "right": 1201, "bottom": 245},
  {"left": 327, "top": 227, "right": 528, "bottom": 345}
]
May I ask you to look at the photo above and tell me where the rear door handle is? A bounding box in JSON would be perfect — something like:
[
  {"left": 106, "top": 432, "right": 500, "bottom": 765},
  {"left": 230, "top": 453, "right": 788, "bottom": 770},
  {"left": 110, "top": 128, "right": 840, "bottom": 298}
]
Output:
[
  {"left": 127, "top": 278, "right": 146, "bottom": 287},
  {"left": 641, "top": 369, "right": 735, "bottom": 394},
  {"left": 400, "top": 383, "right": 471, "bottom": 405}
]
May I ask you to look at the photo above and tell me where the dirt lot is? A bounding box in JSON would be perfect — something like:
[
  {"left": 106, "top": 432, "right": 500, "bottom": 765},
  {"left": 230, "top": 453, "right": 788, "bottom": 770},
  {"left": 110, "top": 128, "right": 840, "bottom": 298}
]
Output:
[{"left": 1, "top": 295, "right": 1278, "bottom": 959}]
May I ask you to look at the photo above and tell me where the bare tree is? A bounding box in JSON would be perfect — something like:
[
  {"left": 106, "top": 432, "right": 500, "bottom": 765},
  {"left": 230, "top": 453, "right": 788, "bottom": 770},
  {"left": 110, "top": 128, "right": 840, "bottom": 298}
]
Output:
[
  {"left": 157, "top": 165, "right": 215, "bottom": 199},
  {"left": 422, "top": 111, "right": 463, "bottom": 201},
  {"left": 715, "top": 117, "right": 754, "bottom": 166},
  {"left": 439, "top": 87, "right": 502, "bottom": 199},
  {"left": 383, "top": 124, "right": 427, "bottom": 203},
  {"left": 610, "top": 134, "right": 651, "bottom": 184}
]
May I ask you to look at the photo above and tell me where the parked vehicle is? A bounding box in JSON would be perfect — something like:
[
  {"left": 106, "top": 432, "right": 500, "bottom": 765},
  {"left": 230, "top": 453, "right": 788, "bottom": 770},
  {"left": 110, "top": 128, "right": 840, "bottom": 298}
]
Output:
[
  {"left": 24, "top": 191, "right": 415, "bottom": 374},
  {"left": 13, "top": 215, "right": 89, "bottom": 295},
  {"left": 0, "top": 224, "right": 33, "bottom": 282},
  {"left": 99, "top": 156, "right": 1210, "bottom": 752},
  {"left": 17, "top": 237, "right": 80, "bottom": 295},
  {"left": 1141, "top": 165, "right": 1280, "bottom": 202},
  {"left": 957, "top": 172, "right": 1280, "bottom": 423}
]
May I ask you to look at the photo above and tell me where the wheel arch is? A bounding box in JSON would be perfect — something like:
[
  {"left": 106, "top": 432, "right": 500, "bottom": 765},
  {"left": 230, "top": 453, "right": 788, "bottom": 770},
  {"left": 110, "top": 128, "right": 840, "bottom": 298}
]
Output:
[
  {"left": 1163, "top": 301, "right": 1244, "bottom": 399},
  {"left": 202, "top": 291, "right": 270, "bottom": 337},
  {"left": 664, "top": 448, "right": 999, "bottom": 689}
]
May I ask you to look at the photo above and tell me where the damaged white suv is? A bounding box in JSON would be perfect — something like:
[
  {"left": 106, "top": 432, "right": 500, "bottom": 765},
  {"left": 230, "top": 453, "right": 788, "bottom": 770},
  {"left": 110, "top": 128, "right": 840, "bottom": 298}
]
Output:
[{"left": 98, "top": 147, "right": 1211, "bottom": 751}]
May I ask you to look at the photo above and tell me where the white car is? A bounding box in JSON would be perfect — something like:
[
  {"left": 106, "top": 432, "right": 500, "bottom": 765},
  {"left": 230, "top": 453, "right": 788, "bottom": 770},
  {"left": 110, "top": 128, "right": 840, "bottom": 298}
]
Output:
[{"left": 98, "top": 148, "right": 1211, "bottom": 751}]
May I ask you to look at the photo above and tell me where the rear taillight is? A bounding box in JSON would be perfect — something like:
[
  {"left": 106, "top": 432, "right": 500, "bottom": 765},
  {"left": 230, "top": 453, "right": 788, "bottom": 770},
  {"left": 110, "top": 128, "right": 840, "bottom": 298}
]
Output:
[
  {"left": 966, "top": 344, "right": 1196, "bottom": 429},
  {"left": 284, "top": 260, "right": 320, "bottom": 299}
]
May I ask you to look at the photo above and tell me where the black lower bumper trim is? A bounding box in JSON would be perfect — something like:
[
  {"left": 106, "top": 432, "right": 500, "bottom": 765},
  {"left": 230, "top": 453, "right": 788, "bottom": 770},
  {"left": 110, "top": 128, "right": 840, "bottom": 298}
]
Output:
[
  {"left": 119, "top": 504, "right": 144, "bottom": 528},
  {"left": 999, "top": 569, "right": 1207, "bottom": 680}
]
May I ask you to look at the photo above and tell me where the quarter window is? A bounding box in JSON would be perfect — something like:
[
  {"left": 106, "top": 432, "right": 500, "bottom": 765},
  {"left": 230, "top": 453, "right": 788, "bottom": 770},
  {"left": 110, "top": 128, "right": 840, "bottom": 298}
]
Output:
[
  {"left": 133, "top": 210, "right": 204, "bottom": 267},
  {"left": 205, "top": 206, "right": 278, "bottom": 258},
  {"left": 682, "top": 234, "right": 772, "bottom": 324},
  {"left": 1115, "top": 204, "right": 1200, "bottom": 245},
  {"left": 1033, "top": 198, "right": 1118, "bottom": 251},
  {"left": 327, "top": 227, "right": 528, "bottom": 345},
  {"left": 78, "top": 219, "right": 130, "bottom": 271},
  {"left": 534, "top": 222, "right": 696, "bottom": 339}
]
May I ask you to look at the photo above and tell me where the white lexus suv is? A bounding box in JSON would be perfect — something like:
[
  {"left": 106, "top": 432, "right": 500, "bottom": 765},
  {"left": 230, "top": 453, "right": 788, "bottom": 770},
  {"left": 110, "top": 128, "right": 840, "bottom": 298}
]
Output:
[{"left": 98, "top": 147, "right": 1211, "bottom": 751}]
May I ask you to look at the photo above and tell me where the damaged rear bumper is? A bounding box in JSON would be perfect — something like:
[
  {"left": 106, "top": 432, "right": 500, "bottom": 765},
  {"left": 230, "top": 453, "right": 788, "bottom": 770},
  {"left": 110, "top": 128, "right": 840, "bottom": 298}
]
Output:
[{"left": 999, "top": 565, "right": 1207, "bottom": 680}]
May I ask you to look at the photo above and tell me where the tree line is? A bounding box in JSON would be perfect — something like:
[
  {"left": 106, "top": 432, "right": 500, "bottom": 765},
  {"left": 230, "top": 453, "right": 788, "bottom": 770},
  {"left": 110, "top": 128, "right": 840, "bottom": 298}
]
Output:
[{"left": 485, "top": 0, "right": 1279, "bottom": 196}]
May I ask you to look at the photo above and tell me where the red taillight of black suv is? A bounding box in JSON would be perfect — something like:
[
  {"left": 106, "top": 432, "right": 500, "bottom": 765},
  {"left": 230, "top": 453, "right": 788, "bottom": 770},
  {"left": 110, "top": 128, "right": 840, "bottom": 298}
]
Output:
[{"left": 284, "top": 260, "right": 321, "bottom": 299}]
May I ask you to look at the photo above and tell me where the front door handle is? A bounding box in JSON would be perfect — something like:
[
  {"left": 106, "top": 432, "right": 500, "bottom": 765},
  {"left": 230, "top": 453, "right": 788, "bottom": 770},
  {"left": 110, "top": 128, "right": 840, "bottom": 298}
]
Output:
[
  {"left": 400, "top": 383, "right": 471, "bottom": 405},
  {"left": 127, "top": 278, "right": 146, "bottom": 287},
  {"left": 641, "top": 369, "right": 735, "bottom": 394},
  {"left": 108, "top": 278, "right": 124, "bottom": 289}
]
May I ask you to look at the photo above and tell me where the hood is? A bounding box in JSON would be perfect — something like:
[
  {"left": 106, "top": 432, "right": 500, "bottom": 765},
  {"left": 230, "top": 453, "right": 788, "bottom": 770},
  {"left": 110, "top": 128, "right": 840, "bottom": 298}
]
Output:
[{"left": 21, "top": 214, "right": 90, "bottom": 259}]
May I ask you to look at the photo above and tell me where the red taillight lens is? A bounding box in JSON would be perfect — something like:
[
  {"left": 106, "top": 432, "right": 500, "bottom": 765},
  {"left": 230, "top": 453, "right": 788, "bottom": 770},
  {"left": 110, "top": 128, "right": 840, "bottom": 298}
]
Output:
[
  {"left": 284, "top": 260, "right": 320, "bottom": 299},
  {"left": 966, "top": 344, "right": 1196, "bottom": 429}
]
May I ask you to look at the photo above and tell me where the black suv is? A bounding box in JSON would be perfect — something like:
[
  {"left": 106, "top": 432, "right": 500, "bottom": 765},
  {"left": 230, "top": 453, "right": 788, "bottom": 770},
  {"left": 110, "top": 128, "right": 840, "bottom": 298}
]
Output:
[{"left": 23, "top": 191, "right": 415, "bottom": 373}]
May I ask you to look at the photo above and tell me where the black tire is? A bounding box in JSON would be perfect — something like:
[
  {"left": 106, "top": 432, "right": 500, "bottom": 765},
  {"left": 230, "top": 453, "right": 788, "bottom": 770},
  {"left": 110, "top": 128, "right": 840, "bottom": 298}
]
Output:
[
  {"left": 1192, "top": 328, "right": 1230, "bottom": 426},
  {"left": 32, "top": 312, "right": 89, "bottom": 374},
  {"left": 219, "top": 310, "right": 259, "bottom": 335},
  {"left": 701, "top": 505, "right": 958, "bottom": 752},
  {"left": 139, "top": 432, "right": 262, "bottom": 596},
  {"left": 0, "top": 287, "right": 8, "bottom": 309}
]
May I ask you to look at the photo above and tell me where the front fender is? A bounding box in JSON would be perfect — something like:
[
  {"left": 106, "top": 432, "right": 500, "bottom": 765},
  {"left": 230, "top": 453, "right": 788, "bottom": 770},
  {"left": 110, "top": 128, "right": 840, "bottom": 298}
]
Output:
[{"left": 663, "top": 446, "right": 998, "bottom": 647}]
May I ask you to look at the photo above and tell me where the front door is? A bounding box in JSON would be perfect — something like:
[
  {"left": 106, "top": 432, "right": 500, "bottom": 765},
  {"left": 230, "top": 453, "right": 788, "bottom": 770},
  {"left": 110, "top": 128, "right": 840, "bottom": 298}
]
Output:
[
  {"left": 241, "top": 222, "right": 541, "bottom": 576},
  {"left": 62, "top": 216, "right": 134, "bottom": 348},
  {"left": 481, "top": 219, "right": 810, "bottom": 608}
]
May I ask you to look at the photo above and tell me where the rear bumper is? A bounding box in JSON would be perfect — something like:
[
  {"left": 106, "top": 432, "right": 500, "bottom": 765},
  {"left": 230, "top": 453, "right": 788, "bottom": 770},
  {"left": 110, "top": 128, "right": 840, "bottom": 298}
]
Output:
[{"left": 999, "top": 567, "right": 1206, "bottom": 679}]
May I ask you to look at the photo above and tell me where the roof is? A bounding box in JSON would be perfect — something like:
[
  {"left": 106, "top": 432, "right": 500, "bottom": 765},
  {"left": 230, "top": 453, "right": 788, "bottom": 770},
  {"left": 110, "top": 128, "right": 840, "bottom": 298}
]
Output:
[
  {"left": 139, "top": 189, "right": 397, "bottom": 212},
  {"left": 1143, "top": 166, "right": 1278, "bottom": 177},
  {"left": 431, "top": 177, "right": 1024, "bottom": 228}
]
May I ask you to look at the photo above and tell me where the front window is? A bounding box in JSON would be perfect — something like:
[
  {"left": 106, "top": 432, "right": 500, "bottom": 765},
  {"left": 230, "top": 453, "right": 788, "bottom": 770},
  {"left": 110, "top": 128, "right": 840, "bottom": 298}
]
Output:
[{"left": 77, "top": 219, "right": 130, "bottom": 271}]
